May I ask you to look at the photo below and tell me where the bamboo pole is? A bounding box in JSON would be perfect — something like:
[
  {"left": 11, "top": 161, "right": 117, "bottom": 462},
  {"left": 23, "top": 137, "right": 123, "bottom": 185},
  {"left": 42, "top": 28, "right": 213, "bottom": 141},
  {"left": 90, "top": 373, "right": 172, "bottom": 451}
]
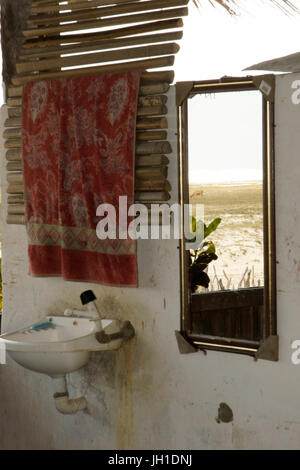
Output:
[
  {"left": 6, "top": 149, "right": 22, "bottom": 161},
  {"left": 3, "top": 128, "right": 22, "bottom": 138},
  {"left": 6, "top": 171, "right": 170, "bottom": 187},
  {"left": 22, "top": 19, "right": 183, "bottom": 49},
  {"left": 5, "top": 107, "right": 168, "bottom": 127},
  {"left": 136, "top": 141, "right": 172, "bottom": 155},
  {"left": 138, "top": 95, "right": 168, "bottom": 107},
  {"left": 7, "top": 205, "right": 25, "bottom": 215},
  {"left": 137, "top": 106, "right": 168, "bottom": 117},
  {"left": 6, "top": 83, "right": 171, "bottom": 100},
  {"left": 7, "top": 73, "right": 173, "bottom": 97},
  {"left": 5, "top": 149, "right": 171, "bottom": 163},
  {"left": 6, "top": 156, "right": 170, "bottom": 168},
  {"left": 5, "top": 117, "right": 22, "bottom": 127},
  {"left": 136, "top": 155, "right": 169, "bottom": 167},
  {"left": 140, "top": 71, "right": 174, "bottom": 84},
  {"left": 19, "top": 31, "right": 183, "bottom": 61},
  {"left": 136, "top": 130, "right": 167, "bottom": 141},
  {"left": 8, "top": 107, "right": 21, "bottom": 118},
  {"left": 7, "top": 161, "right": 23, "bottom": 171},
  {"left": 16, "top": 43, "right": 180, "bottom": 73},
  {"left": 7, "top": 172, "right": 24, "bottom": 183},
  {"left": 7, "top": 183, "right": 24, "bottom": 194},
  {"left": 23, "top": 8, "right": 188, "bottom": 38},
  {"left": 5, "top": 205, "right": 172, "bottom": 225},
  {"left": 12, "top": 56, "right": 175, "bottom": 85},
  {"left": 135, "top": 191, "right": 170, "bottom": 202},
  {"left": 3, "top": 118, "right": 167, "bottom": 136},
  {"left": 7, "top": 86, "right": 23, "bottom": 97},
  {"left": 136, "top": 167, "right": 167, "bottom": 179},
  {"left": 7, "top": 98, "right": 22, "bottom": 107},
  {"left": 135, "top": 180, "right": 171, "bottom": 191},
  {"left": 31, "top": 0, "right": 62, "bottom": 5},
  {"left": 136, "top": 117, "right": 168, "bottom": 130},
  {"left": 139, "top": 83, "right": 170, "bottom": 96},
  {"left": 4, "top": 139, "right": 22, "bottom": 149},
  {"left": 28, "top": 0, "right": 189, "bottom": 26},
  {"left": 31, "top": 0, "right": 172, "bottom": 14},
  {"left": 6, "top": 215, "right": 26, "bottom": 225},
  {"left": 6, "top": 193, "right": 171, "bottom": 207},
  {"left": 8, "top": 194, "right": 25, "bottom": 204}
]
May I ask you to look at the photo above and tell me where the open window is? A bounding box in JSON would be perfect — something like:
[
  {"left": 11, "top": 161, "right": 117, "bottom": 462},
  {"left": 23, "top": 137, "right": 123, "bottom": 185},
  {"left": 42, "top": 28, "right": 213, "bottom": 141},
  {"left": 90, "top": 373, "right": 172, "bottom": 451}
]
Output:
[{"left": 176, "top": 76, "right": 278, "bottom": 360}]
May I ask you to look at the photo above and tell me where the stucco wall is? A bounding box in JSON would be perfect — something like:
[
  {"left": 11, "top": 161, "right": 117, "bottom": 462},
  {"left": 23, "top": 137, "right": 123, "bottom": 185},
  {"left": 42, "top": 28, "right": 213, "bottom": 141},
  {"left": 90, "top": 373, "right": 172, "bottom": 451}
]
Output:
[{"left": 1, "top": 77, "right": 300, "bottom": 450}]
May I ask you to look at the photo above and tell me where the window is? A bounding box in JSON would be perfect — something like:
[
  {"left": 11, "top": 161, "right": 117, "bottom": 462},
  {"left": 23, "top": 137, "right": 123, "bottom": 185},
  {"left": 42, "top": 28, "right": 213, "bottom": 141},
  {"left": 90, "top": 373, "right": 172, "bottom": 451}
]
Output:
[{"left": 176, "top": 76, "right": 278, "bottom": 360}]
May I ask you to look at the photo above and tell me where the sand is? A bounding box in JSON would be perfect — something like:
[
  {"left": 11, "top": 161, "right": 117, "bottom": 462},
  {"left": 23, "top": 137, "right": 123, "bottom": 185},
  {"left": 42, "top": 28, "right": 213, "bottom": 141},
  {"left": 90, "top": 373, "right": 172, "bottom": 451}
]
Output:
[{"left": 189, "top": 181, "right": 264, "bottom": 291}]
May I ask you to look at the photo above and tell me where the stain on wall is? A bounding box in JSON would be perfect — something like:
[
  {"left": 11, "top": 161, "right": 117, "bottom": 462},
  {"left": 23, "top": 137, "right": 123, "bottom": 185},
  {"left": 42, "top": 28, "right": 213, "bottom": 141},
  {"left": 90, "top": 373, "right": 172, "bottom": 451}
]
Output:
[
  {"left": 216, "top": 403, "right": 233, "bottom": 424},
  {"left": 115, "top": 341, "right": 134, "bottom": 449}
]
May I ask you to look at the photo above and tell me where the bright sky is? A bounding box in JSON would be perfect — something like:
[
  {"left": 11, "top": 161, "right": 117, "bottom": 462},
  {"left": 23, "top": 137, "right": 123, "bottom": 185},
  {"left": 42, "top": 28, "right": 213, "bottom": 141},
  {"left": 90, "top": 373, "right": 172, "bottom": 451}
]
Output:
[
  {"left": 175, "top": 0, "right": 300, "bottom": 81},
  {"left": 188, "top": 90, "right": 263, "bottom": 183},
  {"left": 174, "top": 0, "right": 300, "bottom": 183},
  {"left": 1, "top": 0, "right": 300, "bottom": 183}
]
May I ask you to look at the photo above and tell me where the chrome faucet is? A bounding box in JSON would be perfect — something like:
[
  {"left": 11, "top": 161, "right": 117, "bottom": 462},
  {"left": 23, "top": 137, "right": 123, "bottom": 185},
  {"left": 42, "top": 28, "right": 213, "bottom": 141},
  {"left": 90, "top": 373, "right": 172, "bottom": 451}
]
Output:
[{"left": 63, "top": 290, "right": 103, "bottom": 330}]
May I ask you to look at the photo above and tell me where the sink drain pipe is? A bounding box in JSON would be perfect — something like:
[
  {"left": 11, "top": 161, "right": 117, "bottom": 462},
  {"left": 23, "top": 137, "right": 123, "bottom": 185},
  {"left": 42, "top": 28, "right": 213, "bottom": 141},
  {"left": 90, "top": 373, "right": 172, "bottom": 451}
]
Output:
[{"left": 52, "top": 376, "right": 87, "bottom": 414}]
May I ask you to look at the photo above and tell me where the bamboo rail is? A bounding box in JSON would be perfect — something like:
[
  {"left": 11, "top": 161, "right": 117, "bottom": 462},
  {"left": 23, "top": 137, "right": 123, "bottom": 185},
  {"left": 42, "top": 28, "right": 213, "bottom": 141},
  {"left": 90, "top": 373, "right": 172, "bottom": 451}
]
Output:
[
  {"left": 31, "top": 0, "right": 154, "bottom": 14},
  {"left": 23, "top": 8, "right": 188, "bottom": 37},
  {"left": 13, "top": 56, "right": 175, "bottom": 85},
  {"left": 22, "top": 19, "right": 183, "bottom": 50},
  {"left": 19, "top": 32, "right": 183, "bottom": 61},
  {"left": 28, "top": 0, "right": 189, "bottom": 26},
  {"left": 16, "top": 43, "right": 180, "bottom": 74},
  {"left": 7, "top": 215, "right": 26, "bottom": 225}
]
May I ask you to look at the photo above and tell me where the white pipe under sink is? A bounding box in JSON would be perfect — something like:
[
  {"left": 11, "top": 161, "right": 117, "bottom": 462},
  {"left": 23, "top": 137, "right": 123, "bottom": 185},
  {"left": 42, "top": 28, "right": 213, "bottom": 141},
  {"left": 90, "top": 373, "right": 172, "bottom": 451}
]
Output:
[{"left": 52, "top": 376, "right": 87, "bottom": 415}]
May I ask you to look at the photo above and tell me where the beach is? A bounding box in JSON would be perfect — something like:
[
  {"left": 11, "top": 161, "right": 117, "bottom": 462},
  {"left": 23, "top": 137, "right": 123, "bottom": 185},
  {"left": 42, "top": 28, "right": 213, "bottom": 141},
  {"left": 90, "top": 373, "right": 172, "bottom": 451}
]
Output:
[{"left": 189, "top": 181, "right": 264, "bottom": 290}]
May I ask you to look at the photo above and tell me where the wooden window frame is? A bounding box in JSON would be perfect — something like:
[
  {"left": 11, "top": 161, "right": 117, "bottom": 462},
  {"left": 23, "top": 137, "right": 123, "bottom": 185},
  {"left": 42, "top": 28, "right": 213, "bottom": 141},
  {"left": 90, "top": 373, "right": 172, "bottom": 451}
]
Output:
[{"left": 176, "top": 75, "right": 278, "bottom": 360}]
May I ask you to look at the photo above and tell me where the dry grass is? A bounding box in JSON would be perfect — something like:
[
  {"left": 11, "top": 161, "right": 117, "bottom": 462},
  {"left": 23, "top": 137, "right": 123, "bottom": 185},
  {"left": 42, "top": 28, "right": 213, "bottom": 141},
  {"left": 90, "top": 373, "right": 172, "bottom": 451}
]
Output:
[{"left": 193, "top": 0, "right": 299, "bottom": 16}]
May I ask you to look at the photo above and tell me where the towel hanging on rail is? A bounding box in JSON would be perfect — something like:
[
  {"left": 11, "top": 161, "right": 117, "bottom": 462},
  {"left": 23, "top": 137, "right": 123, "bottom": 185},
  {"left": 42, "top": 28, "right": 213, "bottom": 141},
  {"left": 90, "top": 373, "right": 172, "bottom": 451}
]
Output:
[{"left": 22, "top": 71, "right": 140, "bottom": 286}]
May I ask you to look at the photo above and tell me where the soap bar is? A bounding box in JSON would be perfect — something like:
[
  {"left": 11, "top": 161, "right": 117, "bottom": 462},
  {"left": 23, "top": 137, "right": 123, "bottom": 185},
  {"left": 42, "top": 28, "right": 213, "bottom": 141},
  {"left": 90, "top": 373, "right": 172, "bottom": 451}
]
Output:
[{"left": 29, "top": 321, "right": 55, "bottom": 332}]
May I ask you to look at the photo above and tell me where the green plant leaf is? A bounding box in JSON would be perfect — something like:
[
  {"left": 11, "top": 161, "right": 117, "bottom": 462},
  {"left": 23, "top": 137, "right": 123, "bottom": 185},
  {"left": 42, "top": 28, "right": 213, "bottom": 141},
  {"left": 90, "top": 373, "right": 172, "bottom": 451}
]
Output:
[
  {"left": 201, "top": 241, "right": 216, "bottom": 254},
  {"left": 194, "top": 251, "right": 218, "bottom": 266},
  {"left": 204, "top": 217, "right": 222, "bottom": 239}
]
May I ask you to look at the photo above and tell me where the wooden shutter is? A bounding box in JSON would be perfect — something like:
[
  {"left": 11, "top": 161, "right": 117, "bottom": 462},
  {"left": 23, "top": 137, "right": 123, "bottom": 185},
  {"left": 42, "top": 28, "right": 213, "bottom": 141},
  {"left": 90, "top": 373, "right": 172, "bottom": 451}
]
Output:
[{"left": 4, "top": 0, "right": 188, "bottom": 224}]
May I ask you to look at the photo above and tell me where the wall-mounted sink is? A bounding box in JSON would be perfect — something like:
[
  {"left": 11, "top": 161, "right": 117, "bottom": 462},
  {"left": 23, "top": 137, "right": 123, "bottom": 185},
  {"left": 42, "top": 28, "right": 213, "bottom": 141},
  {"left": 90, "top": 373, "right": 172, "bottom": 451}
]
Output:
[
  {"left": 0, "top": 290, "right": 135, "bottom": 414},
  {"left": 0, "top": 316, "right": 128, "bottom": 377}
]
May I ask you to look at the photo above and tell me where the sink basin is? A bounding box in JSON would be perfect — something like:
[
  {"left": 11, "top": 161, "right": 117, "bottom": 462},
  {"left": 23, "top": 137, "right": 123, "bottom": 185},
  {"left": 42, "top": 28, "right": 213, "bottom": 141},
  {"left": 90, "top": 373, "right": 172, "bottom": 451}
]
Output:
[
  {"left": 0, "top": 315, "right": 124, "bottom": 377},
  {"left": 0, "top": 289, "right": 135, "bottom": 414}
]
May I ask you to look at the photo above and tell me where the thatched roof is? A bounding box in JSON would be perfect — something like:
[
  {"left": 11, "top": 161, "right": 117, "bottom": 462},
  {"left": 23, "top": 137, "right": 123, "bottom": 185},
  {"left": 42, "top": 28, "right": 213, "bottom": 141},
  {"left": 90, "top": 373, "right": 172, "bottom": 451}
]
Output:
[
  {"left": 194, "top": 0, "right": 299, "bottom": 15},
  {"left": 245, "top": 52, "right": 300, "bottom": 73},
  {"left": 195, "top": 0, "right": 300, "bottom": 74}
]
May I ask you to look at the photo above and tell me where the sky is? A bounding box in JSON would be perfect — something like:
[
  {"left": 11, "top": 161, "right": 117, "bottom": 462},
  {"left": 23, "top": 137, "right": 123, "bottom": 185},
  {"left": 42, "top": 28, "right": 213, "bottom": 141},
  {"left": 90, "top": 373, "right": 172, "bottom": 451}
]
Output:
[
  {"left": 174, "top": 0, "right": 300, "bottom": 183},
  {"left": 187, "top": 90, "right": 263, "bottom": 183},
  {"left": 175, "top": 0, "right": 300, "bottom": 81},
  {"left": 1, "top": 1, "right": 300, "bottom": 183}
]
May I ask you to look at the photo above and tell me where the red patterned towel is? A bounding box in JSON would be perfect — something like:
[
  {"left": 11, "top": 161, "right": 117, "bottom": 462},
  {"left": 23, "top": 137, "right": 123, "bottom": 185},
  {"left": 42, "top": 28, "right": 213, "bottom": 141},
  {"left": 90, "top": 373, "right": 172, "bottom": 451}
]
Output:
[{"left": 22, "top": 72, "right": 141, "bottom": 286}]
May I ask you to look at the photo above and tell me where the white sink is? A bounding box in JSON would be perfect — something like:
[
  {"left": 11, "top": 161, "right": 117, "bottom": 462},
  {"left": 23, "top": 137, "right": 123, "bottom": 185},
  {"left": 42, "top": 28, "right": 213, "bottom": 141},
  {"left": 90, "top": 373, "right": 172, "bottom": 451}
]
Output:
[
  {"left": 0, "top": 315, "right": 126, "bottom": 378},
  {"left": 0, "top": 289, "right": 135, "bottom": 414}
]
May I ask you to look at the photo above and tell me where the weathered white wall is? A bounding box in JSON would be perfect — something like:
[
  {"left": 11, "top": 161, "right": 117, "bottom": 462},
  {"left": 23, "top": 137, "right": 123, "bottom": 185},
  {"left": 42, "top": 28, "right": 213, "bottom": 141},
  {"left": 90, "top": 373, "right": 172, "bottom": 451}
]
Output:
[{"left": 1, "top": 76, "right": 300, "bottom": 450}]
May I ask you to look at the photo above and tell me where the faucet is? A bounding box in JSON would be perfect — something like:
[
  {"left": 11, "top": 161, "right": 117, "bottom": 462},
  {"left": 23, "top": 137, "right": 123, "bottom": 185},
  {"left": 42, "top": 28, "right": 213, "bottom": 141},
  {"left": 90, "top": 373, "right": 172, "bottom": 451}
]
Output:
[
  {"left": 63, "top": 290, "right": 135, "bottom": 343},
  {"left": 63, "top": 290, "right": 103, "bottom": 331}
]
